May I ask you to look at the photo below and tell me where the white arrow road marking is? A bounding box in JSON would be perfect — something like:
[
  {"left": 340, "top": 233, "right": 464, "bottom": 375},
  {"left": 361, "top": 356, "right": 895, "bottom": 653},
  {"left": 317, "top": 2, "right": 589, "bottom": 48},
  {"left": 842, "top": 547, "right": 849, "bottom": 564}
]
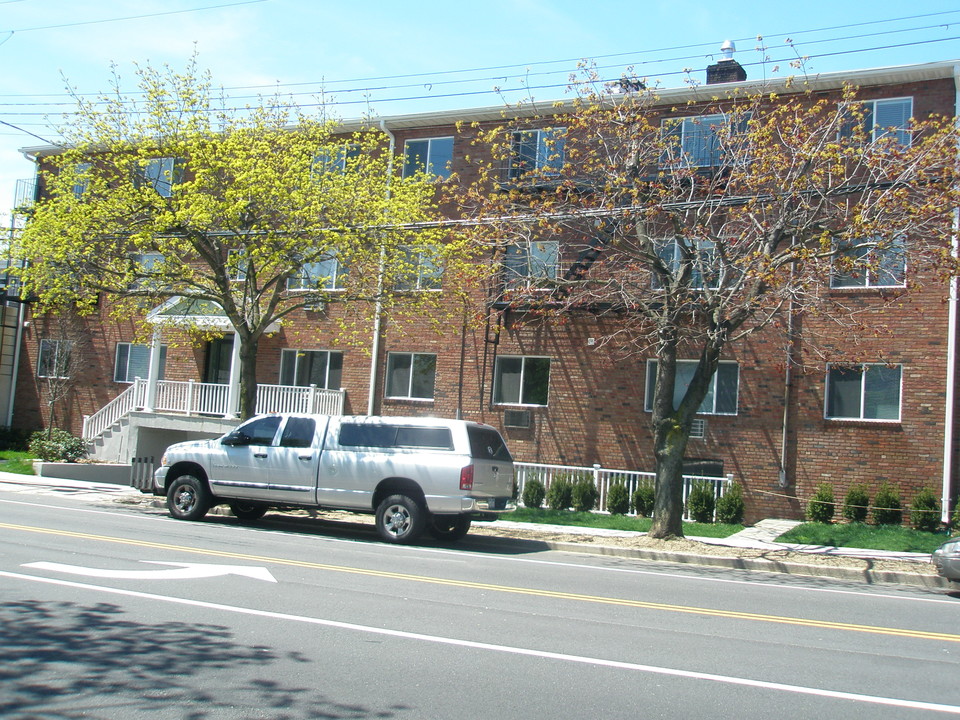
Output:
[{"left": 22, "top": 560, "right": 277, "bottom": 583}]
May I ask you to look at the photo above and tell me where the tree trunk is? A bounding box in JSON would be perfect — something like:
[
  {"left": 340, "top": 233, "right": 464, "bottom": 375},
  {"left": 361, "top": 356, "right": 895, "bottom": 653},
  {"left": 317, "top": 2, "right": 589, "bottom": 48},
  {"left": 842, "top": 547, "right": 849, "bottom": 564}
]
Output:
[
  {"left": 649, "top": 418, "right": 691, "bottom": 538},
  {"left": 237, "top": 335, "right": 260, "bottom": 420}
]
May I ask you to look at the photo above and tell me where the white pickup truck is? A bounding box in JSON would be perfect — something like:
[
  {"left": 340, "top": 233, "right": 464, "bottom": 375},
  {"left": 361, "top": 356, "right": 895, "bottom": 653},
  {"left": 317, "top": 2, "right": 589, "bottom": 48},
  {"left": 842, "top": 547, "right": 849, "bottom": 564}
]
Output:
[{"left": 153, "top": 413, "right": 515, "bottom": 544}]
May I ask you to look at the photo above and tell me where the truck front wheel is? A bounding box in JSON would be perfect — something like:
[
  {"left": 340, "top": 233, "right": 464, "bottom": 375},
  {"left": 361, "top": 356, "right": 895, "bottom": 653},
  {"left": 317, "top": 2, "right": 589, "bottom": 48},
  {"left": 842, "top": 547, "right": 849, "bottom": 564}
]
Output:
[
  {"left": 375, "top": 494, "right": 426, "bottom": 544},
  {"left": 167, "top": 474, "right": 211, "bottom": 521}
]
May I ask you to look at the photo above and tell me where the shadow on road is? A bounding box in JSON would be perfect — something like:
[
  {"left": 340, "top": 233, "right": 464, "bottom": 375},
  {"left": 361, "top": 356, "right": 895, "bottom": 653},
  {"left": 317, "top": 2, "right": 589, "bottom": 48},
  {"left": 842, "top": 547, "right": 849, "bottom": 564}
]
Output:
[{"left": 0, "top": 598, "right": 411, "bottom": 718}]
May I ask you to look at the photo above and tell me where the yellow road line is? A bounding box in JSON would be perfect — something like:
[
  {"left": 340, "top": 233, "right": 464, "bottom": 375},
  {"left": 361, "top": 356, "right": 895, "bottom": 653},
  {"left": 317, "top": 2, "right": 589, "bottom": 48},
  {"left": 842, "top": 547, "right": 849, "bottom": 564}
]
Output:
[{"left": 3, "top": 521, "right": 955, "bottom": 643}]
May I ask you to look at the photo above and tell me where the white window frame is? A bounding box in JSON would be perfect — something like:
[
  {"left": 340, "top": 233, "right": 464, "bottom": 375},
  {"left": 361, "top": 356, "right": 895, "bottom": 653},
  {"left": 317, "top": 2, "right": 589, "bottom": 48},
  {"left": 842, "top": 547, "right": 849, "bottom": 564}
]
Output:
[
  {"left": 227, "top": 249, "right": 249, "bottom": 282},
  {"left": 503, "top": 240, "right": 559, "bottom": 289},
  {"left": 655, "top": 238, "right": 721, "bottom": 290},
  {"left": 841, "top": 97, "right": 913, "bottom": 146},
  {"left": 396, "top": 247, "right": 443, "bottom": 291},
  {"left": 493, "top": 355, "right": 551, "bottom": 407},
  {"left": 312, "top": 144, "right": 360, "bottom": 175},
  {"left": 139, "top": 157, "right": 181, "bottom": 197},
  {"left": 402, "top": 137, "right": 454, "bottom": 179},
  {"left": 660, "top": 112, "right": 751, "bottom": 168},
  {"left": 287, "top": 252, "right": 347, "bottom": 292},
  {"left": 114, "top": 342, "right": 166, "bottom": 384},
  {"left": 279, "top": 349, "right": 343, "bottom": 389},
  {"left": 72, "top": 161, "right": 92, "bottom": 199},
  {"left": 830, "top": 236, "right": 907, "bottom": 289},
  {"left": 644, "top": 359, "right": 740, "bottom": 416},
  {"left": 507, "top": 128, "right": 566, "bottom": 179},
  {"left": 37, "top": 339, "right": 72, "bottom": 379},
  {"left": 385, "top": 352, "right": 437, "bottom": 401},
  {"left": 825, "top": 363, "right": 902, "bottom": 422}
]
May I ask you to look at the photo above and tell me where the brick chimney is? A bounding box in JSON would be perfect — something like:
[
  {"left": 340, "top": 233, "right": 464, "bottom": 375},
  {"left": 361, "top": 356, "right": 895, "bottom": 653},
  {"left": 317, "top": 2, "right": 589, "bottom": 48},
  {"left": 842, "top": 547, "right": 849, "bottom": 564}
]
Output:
[{"left": 706, "top": 40, "right": 747, "bottom": 84}]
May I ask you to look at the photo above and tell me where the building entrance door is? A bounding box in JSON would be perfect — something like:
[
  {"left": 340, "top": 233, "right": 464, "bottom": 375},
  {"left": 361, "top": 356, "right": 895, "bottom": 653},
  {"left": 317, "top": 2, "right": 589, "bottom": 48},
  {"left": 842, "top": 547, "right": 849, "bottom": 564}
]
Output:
[{"left": 204, "top": 336, "right": 234, "bottom": 384}]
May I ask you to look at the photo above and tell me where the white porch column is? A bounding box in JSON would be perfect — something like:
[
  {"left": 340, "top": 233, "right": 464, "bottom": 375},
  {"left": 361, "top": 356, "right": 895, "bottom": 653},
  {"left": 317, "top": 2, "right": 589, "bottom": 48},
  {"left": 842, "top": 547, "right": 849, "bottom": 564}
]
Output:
[
  {"left": 144, "top": 327, "right": 163, "bottom": 412},
  {"left": 226, "top": 333, "right": 241, "bottom": 417}
]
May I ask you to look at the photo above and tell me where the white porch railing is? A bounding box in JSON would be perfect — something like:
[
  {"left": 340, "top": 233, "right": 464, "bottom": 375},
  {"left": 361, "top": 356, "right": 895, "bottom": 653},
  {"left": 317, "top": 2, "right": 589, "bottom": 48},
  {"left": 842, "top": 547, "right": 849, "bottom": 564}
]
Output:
[
  {"left": 82, "top": 378, "right": 346, "bottom": 440},
  {"left": 514, "top": 461, "right": 733, "bottom": 522}
]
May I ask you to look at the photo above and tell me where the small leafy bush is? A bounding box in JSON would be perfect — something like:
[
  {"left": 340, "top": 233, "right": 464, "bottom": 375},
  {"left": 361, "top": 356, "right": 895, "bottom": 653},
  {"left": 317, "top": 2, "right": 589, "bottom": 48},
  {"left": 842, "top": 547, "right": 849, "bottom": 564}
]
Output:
[
  {"left": 606, "top": 482, "right": 630, "bottom": 515},
  {"left": 571, "top": 477, "right": 599, "bottom": 512},
  {"left": 633, "top": 481, "right": 655, "bottom": 517},
  {"left": 910, "top": 487, "right": 941, "bottom": 532},
  {"left": 872, "top": 483, "right": 903, "bottom": 526},
  {"left": 0, "top": 425, "right": 30, "bottom": 451},
  {"left": 546, "top": 477, "right": 573, "bottom": 511},
  {"left": 686, "top": 480, "right": 716, "bottom": 524},
  {"left": 806, "top": 483, "right": 835, "bottom": 523},
  {"left": 28, "top": 428, "right": 87, "bottom": 463},
  {"left": 522, "top": 478, "right": 546, "bottom": 509},
  {"left": 715, "top": 482, "right": 745, "bottom": 525},
  {"left": 842, "top": 485, "right": 870, "bottom": 523}
]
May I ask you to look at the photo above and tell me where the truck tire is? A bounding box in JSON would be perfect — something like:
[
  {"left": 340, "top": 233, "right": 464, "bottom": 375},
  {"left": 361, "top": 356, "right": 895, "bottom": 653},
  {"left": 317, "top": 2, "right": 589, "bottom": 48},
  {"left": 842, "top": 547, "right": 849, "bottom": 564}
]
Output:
[
  {"left": 375, "top": 494, "right": 426, "bottom": 544},
  {"left": 229, "top": 502, "right": 268, "bottom": 521},
  {"left": 427, "top": 515, "right": 471, "bottom": 542},
  {"left": 166, "top": 474, "right": 212, "bottom": 521}
]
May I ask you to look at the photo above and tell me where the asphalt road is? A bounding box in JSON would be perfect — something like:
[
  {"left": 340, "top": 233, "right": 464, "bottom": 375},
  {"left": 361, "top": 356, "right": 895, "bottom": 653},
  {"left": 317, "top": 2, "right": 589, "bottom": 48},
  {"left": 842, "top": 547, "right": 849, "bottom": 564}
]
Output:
[{"left": 2, "top": 486, "right": 960, "bottom": 719}]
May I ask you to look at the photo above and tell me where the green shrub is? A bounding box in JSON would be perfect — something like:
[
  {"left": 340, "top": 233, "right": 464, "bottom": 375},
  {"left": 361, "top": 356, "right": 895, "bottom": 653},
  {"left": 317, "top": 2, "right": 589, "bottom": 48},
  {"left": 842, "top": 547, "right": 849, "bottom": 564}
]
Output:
[
  {"left": 686, "top": 480, "right": 716, "bottom": 524},
  {"left": 806, "top": 483, "right": 835, "bottom": 523},
  {"left": 606, "top": 482, "right": 630, "bottom": 515},
  {"left": 571, "top": 477, "right": 599, "bottom": 512},
  {"left": 910, "top": 487, "right": 941, "bottom": 532},
  {"left": 952, "top": 503, "right": 960, "bottom": 531},
  {"left": 521, "top": 478, "right": 546, "bottom": 509},
  {"left": 633, "top": 481, "right": 655, "bottom": 517},
  {"left": 0, "top": 425, "right": 31, "bottom": 451},
  {"left": 872, "top": 483, "right": 903, "bottom": 526},
  {"left": 546, "top": 478, "right": 573, "bottom": 511},
  {"left": 842, "top": 485, "right": 870, "bottom": 523},
  {"left": 28, "top": 429, "right": 87, "bottom": 463},
  {"left": 715, "top": 482, "right": 745, "bottom": 525}
]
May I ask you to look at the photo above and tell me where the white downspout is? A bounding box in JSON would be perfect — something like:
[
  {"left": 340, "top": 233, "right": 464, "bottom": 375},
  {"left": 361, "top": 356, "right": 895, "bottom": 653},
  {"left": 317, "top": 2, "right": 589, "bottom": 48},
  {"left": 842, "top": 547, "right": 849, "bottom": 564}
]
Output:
[
  {"left": 367, "top": 120, "right": 394, "bottom": 416},
  {"left": 941, "top": 63, "right": 960, "bottom": 522}
]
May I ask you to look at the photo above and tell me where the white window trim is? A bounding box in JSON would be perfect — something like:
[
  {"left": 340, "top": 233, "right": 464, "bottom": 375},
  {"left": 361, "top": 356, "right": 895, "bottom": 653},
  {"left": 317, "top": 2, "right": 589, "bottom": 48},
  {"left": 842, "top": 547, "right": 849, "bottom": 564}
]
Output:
[
  {"left": 402, "top": 136, "right": 454, "bottom": 179},
  {"left": 830, "top": 237, "right": 907, "bottom": 289},
  {"left": 287, "top": 253, "right": 347, "bottom": 292},
  {"left": 842, "top": 97, "right": 913, "bottom": 145},
  {"left": 503, "top": 240, "right": 559, "bottom": 290},
  {"left": 279, "top": 348, "right": 342, "bottom": 389},
  {"left": 37, "top": 339, "right": 72, "bottom": 379},
  {"left": 644, "top": 359, "right": 740, "bottom": 416},
  {"left": 385, "top": 352, "right": 437, "bottom": 401},
  {"left": 114, "top": 342, "right": 166, "bottom": 384},
  {"left": 824, "top": 362, "right": 903, "bottom": 423},
  {"left": 493, "top": 355, "right": 551, "bottom": 407},
  {"left": 660, "top": 112, "right": 751, "bottom": 169},
  {"left": 396, "top": 247, "right": 443, "bottom": 292},
  {"left": 508, "top": 128, "right": 566, "bottom": 178}
]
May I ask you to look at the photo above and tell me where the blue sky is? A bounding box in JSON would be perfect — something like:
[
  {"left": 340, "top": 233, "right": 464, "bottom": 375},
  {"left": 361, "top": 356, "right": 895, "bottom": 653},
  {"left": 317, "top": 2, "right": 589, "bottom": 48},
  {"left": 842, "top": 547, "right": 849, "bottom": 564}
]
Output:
[{"left": 1, "top": 0, "right": 958, "bottom": 226}]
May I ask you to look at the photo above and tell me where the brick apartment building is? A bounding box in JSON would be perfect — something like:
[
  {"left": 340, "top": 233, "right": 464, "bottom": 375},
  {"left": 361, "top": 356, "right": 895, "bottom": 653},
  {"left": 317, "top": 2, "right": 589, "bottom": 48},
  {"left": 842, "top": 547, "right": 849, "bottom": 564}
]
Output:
[{"left": 5, "top": 53, "right": 959, "bottom": 523}]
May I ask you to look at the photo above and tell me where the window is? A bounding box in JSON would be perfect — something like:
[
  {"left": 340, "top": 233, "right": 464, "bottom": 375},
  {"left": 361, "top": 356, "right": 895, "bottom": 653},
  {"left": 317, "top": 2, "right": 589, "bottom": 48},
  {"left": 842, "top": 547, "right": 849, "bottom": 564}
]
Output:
[
  {"left": 385, "top": 352, "right": 436, "bottom": 400},
  {"left": 831, "top": 237, "right": 906, "bottom": 288},
  {"left": 280, "top": 349, "right": 342, "bottom": 389},
  {"left": 841, "top": 97, "right": 912, "bottom": 146},
  {"left": 826, "top": 364, "right": 902, "bottom": 421},
  {"left": 338, "top": 423, "right": 453, "bottom": 450},
  {"left": 661, "top": 112, "right": 750, "bottom": 168},
  {"left": 279, "top": 416, "right": 316, "bottom": 448},
  {"left": 37, "top": 339, "right": 72, "bottom": 379},
  {"left": 312, "top": 145, "right": 361, "bottom": 175},
  {"left": 137, "top": 157, "right": 182, "bottom": 197},
  {"left": 402, "top": 137, "right": 454, "bottom": 179},
  {"left": 396, "top": 247, "right": 443, "bottom": 291},
  {"left": 288, "top": 253, "right": 347, "bottom": 291},
  {"left": 236, "top": 415, "right": 282, "bottom": 445},
  {"left": 72, "top": 162, "right": 92, "bottom": 199},
  {"left": 227, "top": 249, "right": 249, "bottom": 281},
  {"left": 504, "top": 240, "right": 559, "bottom": 289},
  {"left": 114, "top": 343, "right": 167, "bottom": 383},
  {"left": 130, "top": 252, "right": 164, "bottom": 290},
  {"left": 506, "top": 128, "right": 566, "bottom": 179},
  {"left": 644, "top": 360, "right": 739, "bottom": 415},
  {"left": 493, "top": 356, "right": 550, "bottom": 406},
  {"left": 467, "top": 426, "right": 513, "bottom": 461},
  {"left": 655, "top": 238, "right": 721, "bottom": 289}
]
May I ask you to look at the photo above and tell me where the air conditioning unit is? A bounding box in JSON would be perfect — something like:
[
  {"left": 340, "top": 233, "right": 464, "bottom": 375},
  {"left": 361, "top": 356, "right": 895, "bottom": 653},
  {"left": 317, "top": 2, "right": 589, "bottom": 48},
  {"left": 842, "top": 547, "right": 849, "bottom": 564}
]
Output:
[
  {"left": 690, "top": 418, "right": 707, "bottom": 439},
  {"left": 304, "top": 301, "right": 327, "bottom": 312},
  {"left": 503, "top": 409, "right": 532, "bottom": 428}
]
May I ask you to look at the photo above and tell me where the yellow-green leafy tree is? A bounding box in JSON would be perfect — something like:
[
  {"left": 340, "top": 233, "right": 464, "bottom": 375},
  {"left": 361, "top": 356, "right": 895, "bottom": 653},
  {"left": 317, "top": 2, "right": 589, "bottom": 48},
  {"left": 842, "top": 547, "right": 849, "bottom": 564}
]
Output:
[
  {"left": 15, "top": 58, "right": 473, "bottom": 419},
  {"left": 455, "top": 75, "right": 959, "bottom": 538}
]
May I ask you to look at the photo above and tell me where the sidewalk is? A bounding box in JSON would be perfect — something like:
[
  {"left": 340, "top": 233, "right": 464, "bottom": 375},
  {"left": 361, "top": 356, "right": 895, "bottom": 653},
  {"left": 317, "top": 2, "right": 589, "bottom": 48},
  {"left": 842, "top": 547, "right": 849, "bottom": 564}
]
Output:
[{"left": 0, "top": 470, "right": 948, "bottom": 589}]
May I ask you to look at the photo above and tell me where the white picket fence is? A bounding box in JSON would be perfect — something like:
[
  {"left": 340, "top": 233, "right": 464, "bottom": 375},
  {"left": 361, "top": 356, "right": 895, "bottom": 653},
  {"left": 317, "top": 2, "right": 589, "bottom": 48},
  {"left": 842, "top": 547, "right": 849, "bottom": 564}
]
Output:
[{"left": 514, "top": 461, "right": 733, "bottom": 522}]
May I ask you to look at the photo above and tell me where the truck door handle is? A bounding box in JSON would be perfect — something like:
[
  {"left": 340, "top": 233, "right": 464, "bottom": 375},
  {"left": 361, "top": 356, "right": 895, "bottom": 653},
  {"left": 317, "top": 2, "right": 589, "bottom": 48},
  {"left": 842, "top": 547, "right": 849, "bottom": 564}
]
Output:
[
  {"left": 298, "top": 455, "right": 312, "bottom": 461},
  {"left": 254, "top": 452, "right": 267, "bottom": 458}
]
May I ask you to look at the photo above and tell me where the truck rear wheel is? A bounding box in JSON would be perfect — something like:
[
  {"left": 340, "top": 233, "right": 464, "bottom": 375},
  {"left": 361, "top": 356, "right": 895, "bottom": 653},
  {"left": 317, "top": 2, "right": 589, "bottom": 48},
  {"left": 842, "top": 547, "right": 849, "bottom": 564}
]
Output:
[
  {"left": 375, "top": 494, "right": 426, "bottom": 544},
  {"left": 428, "top": 515, "right": 471, "bottom": 542},
  {"left": 229, "top": 502, "right": 268, "bottom": 521},
  {"left": 167, "top": 474, "right": 211, "bottom": 521}
]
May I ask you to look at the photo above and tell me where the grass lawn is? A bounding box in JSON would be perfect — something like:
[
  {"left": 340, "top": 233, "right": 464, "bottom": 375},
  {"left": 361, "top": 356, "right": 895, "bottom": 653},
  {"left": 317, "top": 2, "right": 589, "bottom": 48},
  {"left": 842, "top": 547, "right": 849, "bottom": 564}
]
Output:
[
  {"left": 776, "top": 522, "right": 953, "bottom": 554},
  {"left": 500, "top": 507, "right": 745, "bottom": 538},
  {"left": 0, "top": 450, "right": 34, "bottom": 475}
]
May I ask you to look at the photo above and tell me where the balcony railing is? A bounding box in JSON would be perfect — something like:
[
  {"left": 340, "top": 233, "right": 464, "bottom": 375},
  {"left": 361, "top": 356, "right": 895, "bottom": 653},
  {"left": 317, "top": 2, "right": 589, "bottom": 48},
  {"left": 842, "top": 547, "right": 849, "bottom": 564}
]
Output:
[{"left": 82, "top": 378, "right": 346, "bottom": 440}]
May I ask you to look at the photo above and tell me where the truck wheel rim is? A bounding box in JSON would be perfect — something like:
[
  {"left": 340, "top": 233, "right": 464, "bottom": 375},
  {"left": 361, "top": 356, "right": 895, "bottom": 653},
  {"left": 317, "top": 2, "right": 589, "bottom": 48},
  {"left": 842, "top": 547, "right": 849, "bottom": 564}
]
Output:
[{"left": 385, "top": 505, "right": 410, "bottom": 536}]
